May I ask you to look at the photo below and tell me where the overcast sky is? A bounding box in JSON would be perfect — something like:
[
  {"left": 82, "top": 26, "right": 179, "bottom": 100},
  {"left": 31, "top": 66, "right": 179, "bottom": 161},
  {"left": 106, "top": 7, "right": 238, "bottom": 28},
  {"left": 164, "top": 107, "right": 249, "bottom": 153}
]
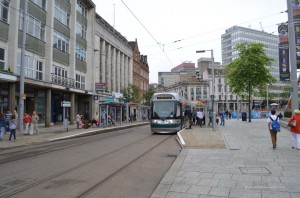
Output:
[{"left": 95, "top": 0, "right": 288, "bottom": 83}]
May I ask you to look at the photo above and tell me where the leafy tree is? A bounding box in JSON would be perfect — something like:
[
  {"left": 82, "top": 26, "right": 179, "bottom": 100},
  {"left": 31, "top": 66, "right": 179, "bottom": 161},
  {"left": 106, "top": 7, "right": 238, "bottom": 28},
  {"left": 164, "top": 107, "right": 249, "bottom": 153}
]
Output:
[
  {"left": 225, "top": 42, "right": 276, "bottom": 122},
  {"left": 143, "top": 87, "right": 155, "bottom": 106},
  {"left": 121, "top": 84, "right": 140, "bottom": 103}
]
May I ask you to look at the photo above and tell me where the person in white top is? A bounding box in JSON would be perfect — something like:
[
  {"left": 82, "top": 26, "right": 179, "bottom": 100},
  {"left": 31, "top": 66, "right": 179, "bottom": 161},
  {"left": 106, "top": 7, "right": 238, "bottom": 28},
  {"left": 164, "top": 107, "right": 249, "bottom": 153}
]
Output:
[
  {"left": 197, "top": 109, "right": 204, "bottom": 127},
  {"left": 267, "top": 109, "right": 279, "bottom": 149}
]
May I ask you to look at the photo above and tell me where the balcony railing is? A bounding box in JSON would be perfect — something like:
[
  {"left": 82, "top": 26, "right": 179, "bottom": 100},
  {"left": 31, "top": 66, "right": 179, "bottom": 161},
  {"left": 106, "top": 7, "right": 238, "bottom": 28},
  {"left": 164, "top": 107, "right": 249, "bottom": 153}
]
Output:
[{"left": 51, "top": 74, "right": 75, "bottom": 88}]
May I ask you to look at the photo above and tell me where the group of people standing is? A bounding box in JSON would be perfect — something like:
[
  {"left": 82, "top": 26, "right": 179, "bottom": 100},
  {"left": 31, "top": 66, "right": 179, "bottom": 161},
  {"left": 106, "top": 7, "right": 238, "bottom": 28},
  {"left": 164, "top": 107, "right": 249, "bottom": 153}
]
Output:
[
  {"left": 184, "top": 108, "right": 230, "bottom": 129},
  {"left": 0, "top": 110, "right": 39, "bottom": 142}
]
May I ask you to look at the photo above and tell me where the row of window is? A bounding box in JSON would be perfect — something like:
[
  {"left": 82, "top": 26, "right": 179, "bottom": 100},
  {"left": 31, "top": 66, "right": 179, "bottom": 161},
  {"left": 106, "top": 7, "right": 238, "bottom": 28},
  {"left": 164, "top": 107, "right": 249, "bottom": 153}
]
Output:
[
  {"left": 19, "top": 10, "right": 45, "bottom": 41},
  {"left": 0, "top": 0, "right": 9, "bottom": 23}
]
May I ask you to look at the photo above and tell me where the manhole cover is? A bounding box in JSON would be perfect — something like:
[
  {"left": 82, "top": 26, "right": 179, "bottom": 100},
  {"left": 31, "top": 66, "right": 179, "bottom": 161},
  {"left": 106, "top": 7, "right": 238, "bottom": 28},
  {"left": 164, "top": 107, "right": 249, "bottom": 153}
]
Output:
[{"left": 239, "top": 167, "right": 271, "bottom": 175}]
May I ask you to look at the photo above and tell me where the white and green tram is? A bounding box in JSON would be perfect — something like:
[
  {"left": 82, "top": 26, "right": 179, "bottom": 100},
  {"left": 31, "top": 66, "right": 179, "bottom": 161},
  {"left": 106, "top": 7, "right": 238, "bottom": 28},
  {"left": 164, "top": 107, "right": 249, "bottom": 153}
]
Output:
[{"left": 150, "top": 93, "right": 184, "bottom": 133}]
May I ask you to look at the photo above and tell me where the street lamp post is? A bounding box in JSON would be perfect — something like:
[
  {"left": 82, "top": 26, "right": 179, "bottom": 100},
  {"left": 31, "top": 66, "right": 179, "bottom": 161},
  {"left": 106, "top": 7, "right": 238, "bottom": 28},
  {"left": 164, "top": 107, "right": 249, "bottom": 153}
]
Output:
[
  {"left": 196, "top": 50, "right": 215, "bottom": 131},
  {"left": 287, "top": 0, "right": 299, "bottom": 113}
]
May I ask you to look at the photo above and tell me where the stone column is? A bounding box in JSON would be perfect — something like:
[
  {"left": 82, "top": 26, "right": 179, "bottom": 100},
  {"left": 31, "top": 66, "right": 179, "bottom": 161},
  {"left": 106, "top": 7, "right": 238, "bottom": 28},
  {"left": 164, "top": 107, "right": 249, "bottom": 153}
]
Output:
[
  {"left": 9, "top": 83, "right": 16, "bottom": 112},
  {"left": 70, "top": 93, "right": 75, "bottom": 125},
  {"left": 107, "top": 45, "right": 112, "bottom": 92},
  {"left": 45, "top": 89, "right": 51, "bottom": 127},
  {"left": 124, "top": 56, "right": 128, "bottom": 88},
  {"left": 117, "top": 50, "right": 121, "bottom": 92},
  {"left": 112, "top": 47, "right": 116, "bottom": 92},
  {"left": 121, "top": 53, "right": 125, "bottom": 89},
  {"left": 101, "top": 40, "right": 106, "bottom": 83}
]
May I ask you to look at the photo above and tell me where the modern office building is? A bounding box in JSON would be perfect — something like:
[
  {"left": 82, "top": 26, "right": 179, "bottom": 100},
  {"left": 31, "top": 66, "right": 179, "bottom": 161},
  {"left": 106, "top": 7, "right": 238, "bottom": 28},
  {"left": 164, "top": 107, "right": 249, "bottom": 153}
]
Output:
[
  {"left": 221, "top": 25, "right": 288, "bottom": 105},
  {"left": 222, "top": 25, "right": 279, "bottom": 79},
  {"left": 0, "top": 0, "right": 137, "bottom": 126}
]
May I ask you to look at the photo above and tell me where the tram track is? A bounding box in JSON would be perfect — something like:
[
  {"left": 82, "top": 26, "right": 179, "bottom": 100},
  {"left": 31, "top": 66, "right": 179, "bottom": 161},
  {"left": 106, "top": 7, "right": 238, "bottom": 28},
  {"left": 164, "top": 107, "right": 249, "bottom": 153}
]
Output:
[
  {"left": 0, "top": 126, "right": 147, "bottom": 164},
  {"left": 1, "top": 132, "right": 173, "bottom": 198}
]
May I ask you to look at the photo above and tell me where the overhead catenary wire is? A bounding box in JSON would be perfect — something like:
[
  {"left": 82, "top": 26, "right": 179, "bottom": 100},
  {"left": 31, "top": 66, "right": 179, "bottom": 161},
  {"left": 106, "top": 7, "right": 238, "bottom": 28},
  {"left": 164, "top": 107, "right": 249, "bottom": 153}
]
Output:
[{"left": 120, "top": 0, "right": 174, "bottom": 67}]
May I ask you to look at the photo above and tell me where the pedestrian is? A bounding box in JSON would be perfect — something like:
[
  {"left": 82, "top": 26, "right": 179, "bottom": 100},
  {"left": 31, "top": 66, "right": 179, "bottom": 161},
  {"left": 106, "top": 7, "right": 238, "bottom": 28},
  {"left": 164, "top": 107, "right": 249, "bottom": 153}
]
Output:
[
  {"left": 220, "top": 112, "right": 225, "bottom": 126},
  {"left": 13, "top": 110, "right": 18, "bottom": 120},
  {"left": 288, "top": 109, "right": 300, "bottom": 150},
  {"left": 8, "top": 115, "right": 17, "bottom": 141},
  {"left": 184, "top": 108, "right": 192, "bottom": 129},
  {"left": 84, "top": 110, "right": 89, "bottom": 129},
  {"left": 216, "top": 112, "right": 220, "bottom": 125},
  {"left": 5, "top": 110, "right": 12, "bottom": 132},
  {"left": 23, "top": 113, "right": 31, "bottom": 135},
  {"left": 0, "top": 113, "right": 6, "bottom": 141},
  {"left": 267, "top": 109, "right": 280, "bottom": 149},
  {"left": 108, "top": 114, "right": 112, "bottom": 127},
  {"left": 76, "top": 113, "right": 82, "bottom": 129},
  {"left": 31, "top": 111, "right": 39, "bottom": 135},
  {"left": 196, "top": 109, "right": 204, "bottom": 127}
]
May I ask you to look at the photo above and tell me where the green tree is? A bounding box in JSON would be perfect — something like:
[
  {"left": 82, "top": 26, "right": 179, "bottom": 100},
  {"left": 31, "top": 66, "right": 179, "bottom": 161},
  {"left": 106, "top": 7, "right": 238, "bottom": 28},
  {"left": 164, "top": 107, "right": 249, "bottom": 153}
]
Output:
[
  {"left": 143, "top": 87, "right": 155, "bottom": 106},
  {"left": 121, "top": 84, "right": 140, "bottom": 103},
  {"left": 225, "top": 42, "right": 276, "bottom": 122}
]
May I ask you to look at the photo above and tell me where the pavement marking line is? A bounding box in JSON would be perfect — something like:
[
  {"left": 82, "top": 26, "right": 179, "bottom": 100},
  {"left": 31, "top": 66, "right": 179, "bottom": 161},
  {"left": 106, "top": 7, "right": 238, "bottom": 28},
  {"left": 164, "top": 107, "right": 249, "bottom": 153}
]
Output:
[{"left": 177, "top": 128, "right": 186, "bottom": 146}]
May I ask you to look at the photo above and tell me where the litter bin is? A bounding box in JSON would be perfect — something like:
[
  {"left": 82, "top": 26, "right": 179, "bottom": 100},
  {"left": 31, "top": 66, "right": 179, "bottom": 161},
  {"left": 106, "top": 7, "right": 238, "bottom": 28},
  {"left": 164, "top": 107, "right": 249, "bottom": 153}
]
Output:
[{"left": 242, "top": 112, "right": 247, "bottom": 121}]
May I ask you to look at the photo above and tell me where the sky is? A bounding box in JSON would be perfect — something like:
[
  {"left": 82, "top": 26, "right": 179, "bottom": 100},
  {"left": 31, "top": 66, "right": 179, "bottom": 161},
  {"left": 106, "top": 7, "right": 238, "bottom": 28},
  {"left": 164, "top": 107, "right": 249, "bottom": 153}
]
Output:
[{"left": 95, "top": 0, "right": 288, "bottom": 84}]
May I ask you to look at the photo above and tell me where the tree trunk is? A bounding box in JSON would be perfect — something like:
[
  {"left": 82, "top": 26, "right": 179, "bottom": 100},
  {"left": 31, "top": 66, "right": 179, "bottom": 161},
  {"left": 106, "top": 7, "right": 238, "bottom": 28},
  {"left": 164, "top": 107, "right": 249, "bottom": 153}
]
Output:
[{"left": 248, "top": 85, "right": 251, "bottom": 122}]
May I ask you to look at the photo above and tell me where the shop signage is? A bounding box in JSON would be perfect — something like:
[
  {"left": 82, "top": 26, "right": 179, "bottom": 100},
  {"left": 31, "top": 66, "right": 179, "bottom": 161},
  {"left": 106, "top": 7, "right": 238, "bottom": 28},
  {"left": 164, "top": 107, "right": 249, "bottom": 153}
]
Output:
[
  {"left": 95, "top": 82, "right": 106, "bottom": 91},
  {"left": 61, "top": 101, "right": 71, "bottom": 107}
]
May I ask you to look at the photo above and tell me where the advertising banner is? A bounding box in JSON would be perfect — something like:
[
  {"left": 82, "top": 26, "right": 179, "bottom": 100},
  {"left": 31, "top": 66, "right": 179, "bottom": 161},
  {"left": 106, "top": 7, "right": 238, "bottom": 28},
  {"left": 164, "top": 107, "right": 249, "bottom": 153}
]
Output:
[{"left": 278, "top": 24, "right": 290, "bottom": 81}]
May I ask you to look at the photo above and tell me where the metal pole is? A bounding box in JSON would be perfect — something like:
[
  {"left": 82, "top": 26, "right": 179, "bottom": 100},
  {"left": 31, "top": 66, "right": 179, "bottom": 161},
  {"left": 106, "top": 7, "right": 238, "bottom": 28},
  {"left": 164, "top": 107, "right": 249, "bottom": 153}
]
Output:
[
  {"left": 266, "top": 85, "right": 269, "bottom": 110},
  {"left": 236, "top": 95, "right": 239, "bottom": 120},
  {"left": 19, "top": 0, "right": 28, "bottom": 133},
  {"left": 287, "top": 0, "right": 299, "bottom": 113},
  {"left": 211, "top": 50, "right": 216, "bottom": 131}
]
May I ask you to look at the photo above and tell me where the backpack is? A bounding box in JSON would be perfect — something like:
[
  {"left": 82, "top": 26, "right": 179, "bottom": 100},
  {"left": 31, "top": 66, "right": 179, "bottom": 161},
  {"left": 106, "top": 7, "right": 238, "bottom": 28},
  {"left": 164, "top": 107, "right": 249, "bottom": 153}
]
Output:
[
  {"left": 269, "top": 116, "right": 280, "bottom": 132},
  {"left": 9, "top": 121, "right": 17, "bottom": 130}
]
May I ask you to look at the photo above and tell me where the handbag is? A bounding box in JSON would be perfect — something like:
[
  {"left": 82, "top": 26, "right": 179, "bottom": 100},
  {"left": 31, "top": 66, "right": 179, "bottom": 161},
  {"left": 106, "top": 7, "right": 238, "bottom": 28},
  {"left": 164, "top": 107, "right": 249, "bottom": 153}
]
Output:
[
  {"left": 291, "top": 120, "right": 297, "bottom": 127},
  {"left": 288, "top": 119, "right": 297, "bottom": 127}
]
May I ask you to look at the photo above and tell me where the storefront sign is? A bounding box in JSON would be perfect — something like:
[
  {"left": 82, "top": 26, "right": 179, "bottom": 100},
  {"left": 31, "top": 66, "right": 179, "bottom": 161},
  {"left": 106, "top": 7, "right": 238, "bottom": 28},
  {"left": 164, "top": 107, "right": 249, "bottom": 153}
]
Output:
[{"left": 95, "top": 83, "right": 106, "bottom": 91}]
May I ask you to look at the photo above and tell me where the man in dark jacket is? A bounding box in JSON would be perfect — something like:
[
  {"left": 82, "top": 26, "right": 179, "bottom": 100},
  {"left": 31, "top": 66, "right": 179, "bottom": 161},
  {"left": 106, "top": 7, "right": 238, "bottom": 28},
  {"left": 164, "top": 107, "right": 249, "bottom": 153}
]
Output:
[{"left": 184, "top": 108, "right": 192, "bottom": 129}]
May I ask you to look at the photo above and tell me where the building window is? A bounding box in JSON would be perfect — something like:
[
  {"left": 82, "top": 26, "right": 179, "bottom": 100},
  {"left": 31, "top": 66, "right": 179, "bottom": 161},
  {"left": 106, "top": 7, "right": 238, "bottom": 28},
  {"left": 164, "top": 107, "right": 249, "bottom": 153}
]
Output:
[
  {"left": 53, "top": 65, "right": 68, "bottom": 78},
  {"left": 76, "top": 22, "right": 86, "bottom": 39},
  {"left": 55, "top": 3, "right": 69, "bottom": 26},
  {"left": 76, "top": 0, "right": 87, "bottom": 17},
  {"left": 0, "top": 0, "right": 9, "bottom": 23},
  {"left": 0, "top": 48, "right": 5, "bottom": 70},
  {"left": 76, "top": 44, "right": 86, "bottom": 62},
  {"left": 53, "top": 31, "right": 69, "bottom": 53},
  {"left": 31, "top": 0, "right": 46, "bottom": 10},
  {"left": 17, "top": 53, "right": 43, "bottom": 80},
  {"left": 19, "top": 11, "right": 45, "bottom": 41},
  {"left": 76, "top": 74, "right": 85, "bottom": 90}
]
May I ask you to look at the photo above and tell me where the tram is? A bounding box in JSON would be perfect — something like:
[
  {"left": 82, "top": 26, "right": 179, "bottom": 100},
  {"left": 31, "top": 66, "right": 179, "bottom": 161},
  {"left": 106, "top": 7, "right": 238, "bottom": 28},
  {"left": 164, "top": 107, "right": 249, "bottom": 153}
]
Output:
[{"left": 150, "top": 92, "right": 184, "bottom": 133}]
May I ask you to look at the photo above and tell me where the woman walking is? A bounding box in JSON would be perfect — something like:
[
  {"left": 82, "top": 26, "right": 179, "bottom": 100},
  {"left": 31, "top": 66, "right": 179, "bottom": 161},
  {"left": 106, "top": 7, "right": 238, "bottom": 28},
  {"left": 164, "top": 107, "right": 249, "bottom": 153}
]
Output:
[
  {"left": 31, "top": 111, "right": 39, "bottom": 135},
  {"left": 9, "top": 115, "right": 17, "bottom": 141},
  {"left": 288, "top": 109, "right": 300, "bottom": 150}
]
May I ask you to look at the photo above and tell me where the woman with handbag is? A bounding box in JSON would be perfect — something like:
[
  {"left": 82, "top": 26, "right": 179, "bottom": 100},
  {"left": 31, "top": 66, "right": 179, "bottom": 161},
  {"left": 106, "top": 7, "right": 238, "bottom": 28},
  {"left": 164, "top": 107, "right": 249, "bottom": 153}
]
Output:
[{"left": 288, "top": 109, "right": 300, "bottom": 149}]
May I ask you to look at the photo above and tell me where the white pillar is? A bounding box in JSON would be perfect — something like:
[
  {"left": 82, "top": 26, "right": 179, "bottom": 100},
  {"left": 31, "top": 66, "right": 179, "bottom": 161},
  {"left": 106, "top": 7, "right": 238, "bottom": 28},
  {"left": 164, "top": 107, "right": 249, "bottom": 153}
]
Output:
[{"left": 101, "top": 40, "right": 106, "bottom": 83}]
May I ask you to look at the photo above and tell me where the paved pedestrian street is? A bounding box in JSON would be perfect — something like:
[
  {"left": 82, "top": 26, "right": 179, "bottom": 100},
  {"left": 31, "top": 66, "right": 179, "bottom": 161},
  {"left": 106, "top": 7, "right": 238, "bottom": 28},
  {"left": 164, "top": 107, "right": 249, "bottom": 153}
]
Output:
[{"left": 152, "top": 119, "right": 300, "bottom": 198}]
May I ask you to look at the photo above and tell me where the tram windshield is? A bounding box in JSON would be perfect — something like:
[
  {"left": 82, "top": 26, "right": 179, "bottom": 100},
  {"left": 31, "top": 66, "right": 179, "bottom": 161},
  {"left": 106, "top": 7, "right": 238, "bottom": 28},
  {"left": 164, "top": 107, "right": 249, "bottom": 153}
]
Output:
[{"left": 152, "top": 101, "right": 180, "bottom": 119}]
